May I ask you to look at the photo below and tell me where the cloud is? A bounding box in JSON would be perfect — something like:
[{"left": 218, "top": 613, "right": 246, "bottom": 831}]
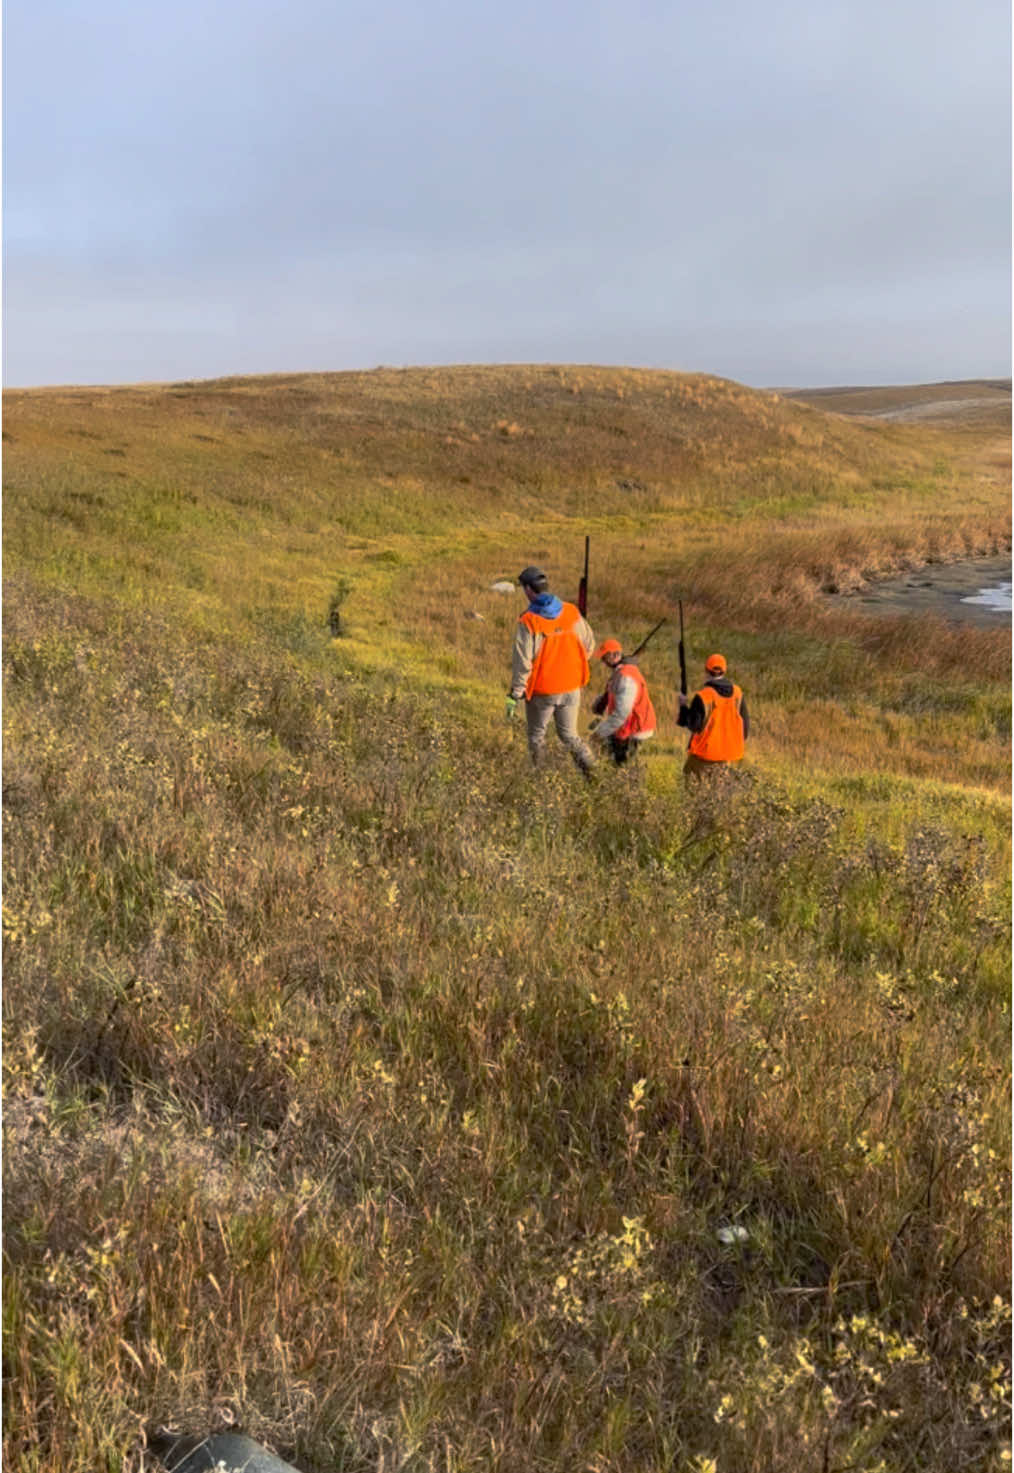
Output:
[{"left": 5, "top": 0, "right": 1009, "bottom": 385}]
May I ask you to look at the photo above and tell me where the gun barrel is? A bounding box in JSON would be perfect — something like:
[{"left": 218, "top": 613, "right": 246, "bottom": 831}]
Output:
[
  {"left": 577, "top": 535, "right": 590, "bottom": 615},
  {"left": 626, "top": 617, "right": 667, "bottom": 661}
]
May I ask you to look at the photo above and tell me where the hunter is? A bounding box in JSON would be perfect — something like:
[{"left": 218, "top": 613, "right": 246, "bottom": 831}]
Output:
[
  {"left": 507, "top": 565, "right": 597, "bottom": 774},
  {"left": 590, "top": 638, "right": 657, "bottom": 765},
  {"left": 677, "top": 653, "right": 749, "bottom": 777}
]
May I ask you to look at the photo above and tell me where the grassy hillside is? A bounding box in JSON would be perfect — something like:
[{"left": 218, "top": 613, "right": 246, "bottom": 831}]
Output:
[
  {"left": 781, "top": 378, "right": 1012, "bottom": 427},
  {"left": 3, "top": 366, "right": 1011, "bottom": 1473}
]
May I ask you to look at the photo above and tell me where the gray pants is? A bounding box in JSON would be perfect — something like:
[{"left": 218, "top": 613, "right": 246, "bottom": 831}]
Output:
[{"left": 526, "top": 690, "right": 594, "bottom": 772}]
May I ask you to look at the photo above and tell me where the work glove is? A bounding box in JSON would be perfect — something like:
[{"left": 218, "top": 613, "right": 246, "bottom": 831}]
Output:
[
  {"left": 505, "top": 696, "right": 518, "bottom": 722},
  {"left": 591, "top": 691, "right": 608, "bottom": 716}
]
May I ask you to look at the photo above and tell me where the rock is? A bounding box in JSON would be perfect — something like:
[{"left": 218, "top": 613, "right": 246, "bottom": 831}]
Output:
[
  {"left": 150, "top": 1431, "right": 302, "bottom": 1473},
  {"left": 490, "top": 581, "right": 516, "bottom": 594},
  {"left": 716, "top": 1225, "right": 749, "bottom": 1246}
]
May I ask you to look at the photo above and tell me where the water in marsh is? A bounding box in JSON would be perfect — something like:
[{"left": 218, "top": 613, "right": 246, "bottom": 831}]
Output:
[
  {"left": 828, "top": 557, "right": 1012, "bottom": 626},
  {"left": 962, "top": 580, "right": 1012, "bottom": 614}
]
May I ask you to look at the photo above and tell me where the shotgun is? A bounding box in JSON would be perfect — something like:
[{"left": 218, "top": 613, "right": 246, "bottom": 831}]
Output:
[
  {"left": 577, "top": 535, "right": 589, "bottom": 617},
  {"left": 678, "top": 599, "right": 688, "bottom": 697},
  {"left": 625, "top": 618, "right": 667, "bottom": 663}
]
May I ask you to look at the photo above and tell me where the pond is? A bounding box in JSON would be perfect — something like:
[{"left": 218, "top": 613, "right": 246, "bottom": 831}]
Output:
[
  {"left": 827, "top": 556, "right": 1012, "bottom": 626},
  {"left": 961, "top": 579, "right": 1012, "bottom": 614}
]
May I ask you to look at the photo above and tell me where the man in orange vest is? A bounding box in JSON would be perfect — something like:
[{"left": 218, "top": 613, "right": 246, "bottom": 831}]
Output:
[
  {"left": 589, "top": 639, "right": 657, "bottom": 765},
  {"left": 507, "top": 565, "right": 597, "bottom": 774},
  {"left": 677, "top": 653, "right": 749, "bottom": 777}
]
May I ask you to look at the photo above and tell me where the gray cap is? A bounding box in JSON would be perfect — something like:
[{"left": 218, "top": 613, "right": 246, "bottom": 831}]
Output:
[{"left": 518, "top": 565, "right": 549, "bottom": 592}]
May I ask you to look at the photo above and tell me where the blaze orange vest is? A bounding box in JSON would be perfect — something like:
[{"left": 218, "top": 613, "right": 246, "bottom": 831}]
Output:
[
  {"left": 520, "top": 602, "right": 590, "bottom": 697},
  {"left": 607, "top": 663, "right": 657, "bottom": 740},
  {"left": 688, "top": 682, "right": 745, "bottom": 762}
]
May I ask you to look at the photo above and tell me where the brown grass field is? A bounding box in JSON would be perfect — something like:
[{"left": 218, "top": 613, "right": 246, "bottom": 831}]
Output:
[{"left": 3, "top": 365, "right": 1011, "bottom": 1473}]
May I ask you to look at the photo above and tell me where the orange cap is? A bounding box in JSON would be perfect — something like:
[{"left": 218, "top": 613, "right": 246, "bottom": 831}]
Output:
[
  {"left": 595, "top": 638, "right": 622, "bottom": 659},
  {"left": 705, "top": 653, "right": 727, "bottom": 673}
]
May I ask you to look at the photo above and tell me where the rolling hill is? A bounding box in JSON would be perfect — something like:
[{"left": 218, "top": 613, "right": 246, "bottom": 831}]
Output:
[{"left": 4, "top": 365, "right": 1010, "bottom": 1473}]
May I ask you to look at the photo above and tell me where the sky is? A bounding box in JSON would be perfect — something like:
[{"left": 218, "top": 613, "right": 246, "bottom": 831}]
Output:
[{"left": 3, "top": 0, "right": 1011, "bottom": 389}]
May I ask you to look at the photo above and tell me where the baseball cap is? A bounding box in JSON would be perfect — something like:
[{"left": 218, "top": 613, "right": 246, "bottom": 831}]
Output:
[
  {"left": 517, "top": 565, "right": 549, "bottom": 591},
  {"left": 595, "top": 639, "right": 623, "bottom": 659}
]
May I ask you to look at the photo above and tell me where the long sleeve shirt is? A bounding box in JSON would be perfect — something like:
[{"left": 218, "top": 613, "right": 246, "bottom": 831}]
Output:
[
  {"left": 510, "top": 599, "right": 596, "bottom": 700},
  {"left": 596, "top": 667, "right": 654, "bottom": 740},
  {"left": 677, "top": 677, "right": 750, "bottom": 739}
]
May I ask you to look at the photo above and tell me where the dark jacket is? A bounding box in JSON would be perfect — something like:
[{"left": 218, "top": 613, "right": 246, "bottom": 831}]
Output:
[{"left": 677, "top": 676, "right": 750, "bottom": 739}]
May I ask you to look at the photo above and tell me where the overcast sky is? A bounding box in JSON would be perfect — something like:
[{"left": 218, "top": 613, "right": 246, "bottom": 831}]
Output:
[{"left": 4, "top": 0, "right": 1010, "bottom": 388}]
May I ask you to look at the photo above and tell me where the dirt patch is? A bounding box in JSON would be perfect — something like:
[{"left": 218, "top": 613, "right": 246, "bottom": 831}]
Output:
[{"left": 827, "top": 557, "right": 1012, "bottom": 627}]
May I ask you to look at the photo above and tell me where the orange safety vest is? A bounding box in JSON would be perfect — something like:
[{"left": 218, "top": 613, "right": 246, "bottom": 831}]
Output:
[
  {"left": 520, "top": 602, "right": 590, "bottom": 698},
  {"left": 688, "top": 682, "right": 745, "bottom": 762},
  {"left": 607, "top": 663, "right": 657, "bottom": 740}
]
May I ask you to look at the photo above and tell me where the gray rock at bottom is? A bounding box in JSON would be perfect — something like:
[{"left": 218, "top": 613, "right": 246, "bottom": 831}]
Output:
[{"left": 151, "top": 1430, "right": 302, "bottom": 1473}]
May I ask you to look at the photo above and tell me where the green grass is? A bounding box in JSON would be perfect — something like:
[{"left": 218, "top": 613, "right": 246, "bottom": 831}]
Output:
[{"left": 3, "top": 366, "right": 1011, "bottom": 1472}]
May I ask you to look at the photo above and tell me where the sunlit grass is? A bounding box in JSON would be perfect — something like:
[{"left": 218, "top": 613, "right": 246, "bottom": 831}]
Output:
[{"left": 3, "top": 367, "right": 1010, "bottom": 1472}]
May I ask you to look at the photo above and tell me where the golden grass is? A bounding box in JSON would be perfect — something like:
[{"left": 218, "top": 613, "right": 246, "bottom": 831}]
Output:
[{"left": 3, "top": 366, "right": 1010, "bottom": 1473}]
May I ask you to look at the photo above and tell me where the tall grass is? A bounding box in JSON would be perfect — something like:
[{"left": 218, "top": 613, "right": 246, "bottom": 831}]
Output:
[{"left": 3, "top": 367, "right": 1010, "bottom": 1472}]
